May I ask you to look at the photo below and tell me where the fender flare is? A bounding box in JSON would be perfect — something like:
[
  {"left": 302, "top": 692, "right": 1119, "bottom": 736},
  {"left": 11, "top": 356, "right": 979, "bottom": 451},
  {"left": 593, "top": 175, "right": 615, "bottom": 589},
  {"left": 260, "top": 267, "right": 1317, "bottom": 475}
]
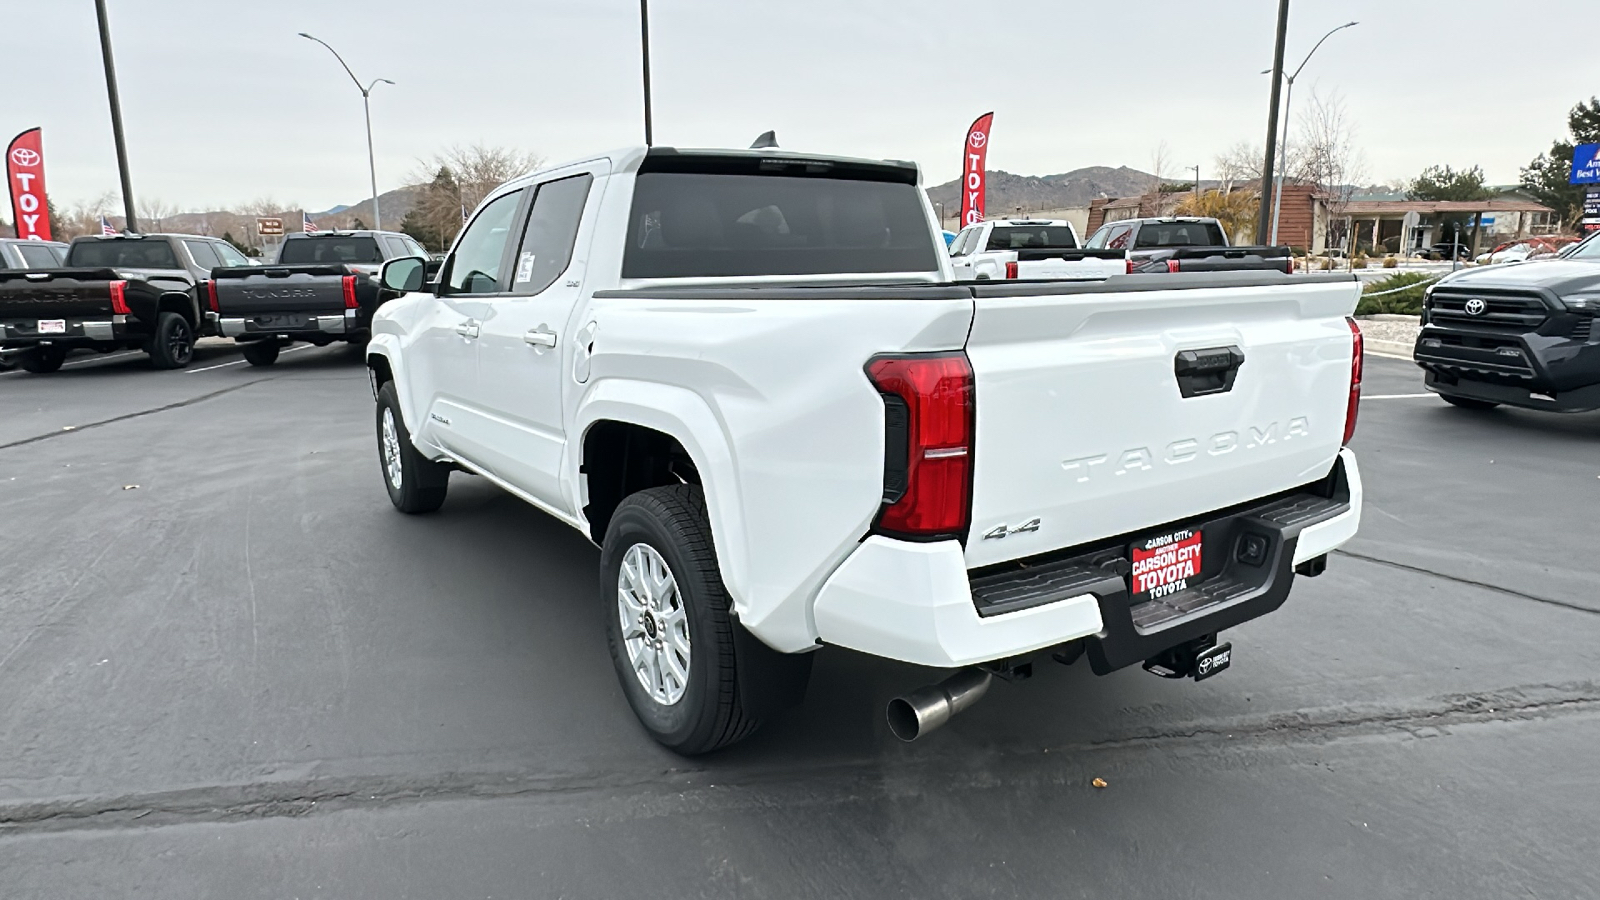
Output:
[
  {"left": 574, "top": 378, "right": 752, "bottom": 614},
  {"left": 365, "top": 334, "right": 418, "bottom": 434}
]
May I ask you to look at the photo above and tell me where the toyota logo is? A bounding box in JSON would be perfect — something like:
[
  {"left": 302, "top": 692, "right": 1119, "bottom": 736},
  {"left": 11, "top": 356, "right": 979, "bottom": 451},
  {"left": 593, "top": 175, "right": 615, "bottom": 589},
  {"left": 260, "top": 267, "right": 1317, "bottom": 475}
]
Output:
[
  {"left": 9, "top": 147, "right": 41, "bottom": 168},
  {"left": 1464, "top": 298, "right": 1488, "bottom": 316},
  {"left": 1197, "top": 657, "right": 1213, "bottom": 675},
  {"left": 968, "top": 131, "right": 987, "bottom": 149}
]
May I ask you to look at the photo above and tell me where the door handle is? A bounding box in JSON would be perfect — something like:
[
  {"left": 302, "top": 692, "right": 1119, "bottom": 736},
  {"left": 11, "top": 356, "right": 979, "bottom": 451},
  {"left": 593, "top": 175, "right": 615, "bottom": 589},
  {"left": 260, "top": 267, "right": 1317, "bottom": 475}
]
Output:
[
  {"left": 524, "top": 329, "right": 557, "bottom": 348},
  {"left": 454, "top": 320, "right": 480, "bottom": 339}
]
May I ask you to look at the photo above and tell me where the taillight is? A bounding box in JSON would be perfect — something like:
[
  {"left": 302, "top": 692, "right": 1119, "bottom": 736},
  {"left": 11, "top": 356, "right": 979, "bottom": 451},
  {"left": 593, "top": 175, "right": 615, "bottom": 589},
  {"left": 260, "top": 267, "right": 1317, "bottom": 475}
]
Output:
[
  {"left": 1289, "top": 256, "right": 1296, "bottom": 274},
  {"left": 342, "top": 275, "right": 358, "bottom": 309},
  {"left": 1343, "top": 317, "right": 1363, "bottom": 445},
  {"left": 1125, "top": 257, "right": 1135, "bottom": 275},
  {"left": 1166, "top": 259, "right": 1181, "bottom": 273},
  {"left": 1004, "top": 261, "right": 1019, "bottom": 279},
  {"left": 205, "top": 280, "right": 219, "bottom": 313},
  {"left": 108, "top": 280, "right": 130, "bottom": 315},
  {"left": 866, "top": 353, "right": 975, "bottom": 539}
]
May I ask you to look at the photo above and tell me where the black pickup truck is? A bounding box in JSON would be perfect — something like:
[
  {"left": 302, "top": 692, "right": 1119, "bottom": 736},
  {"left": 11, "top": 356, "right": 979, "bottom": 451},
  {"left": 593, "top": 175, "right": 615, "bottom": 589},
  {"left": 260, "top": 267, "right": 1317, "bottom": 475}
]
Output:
[
  {"left": 1414, "top": 239, "right": 1600, "bottom": 412},
  {"left": 1084, "top": 216, "right": 1294, "bottom": 274},
  {"left": 0, "top": 233, "right": 238, "bottom": 373},
  {"left": 209, "top": 230, "right": 428, "bottom": 366}
]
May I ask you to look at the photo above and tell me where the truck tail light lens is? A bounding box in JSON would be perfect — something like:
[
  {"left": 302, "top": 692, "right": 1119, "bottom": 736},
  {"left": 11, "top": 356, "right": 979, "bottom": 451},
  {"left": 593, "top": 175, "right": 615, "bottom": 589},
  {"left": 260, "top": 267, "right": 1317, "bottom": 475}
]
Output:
[
  {"left": 342, "top": 275, "right": 358, "bottom": 309},
  {"left": 1125, "top": 258, "right": 1135, "bottom": 275},
  {"left": 108, "top": 280, "right": 130, "bottom": 314},
  {"left": 1344, "top": 317, "right": 1363, "bottom": 446},
  {"left": 1166, "top": 259, "right": 1181, "bottom": 273},
  {"left": 866, "top": 353, "right": 975, "bottom": 539},
  {"left": 1289, "top": 256, "right": 1296, "bottom": 274},
  {"left": 205, "top": 280, "right": 219, "bottom": 313},
  {"left": 1004, "top": 261, "right": 1019, "bottom": 279}
]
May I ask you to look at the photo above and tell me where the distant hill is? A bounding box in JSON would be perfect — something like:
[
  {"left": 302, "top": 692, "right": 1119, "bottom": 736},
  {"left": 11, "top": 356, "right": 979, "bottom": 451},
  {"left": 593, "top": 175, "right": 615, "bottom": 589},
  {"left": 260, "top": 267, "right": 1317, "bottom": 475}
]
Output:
[{"left": 927, "top": 165, "right": 1158, "bottom": 214}]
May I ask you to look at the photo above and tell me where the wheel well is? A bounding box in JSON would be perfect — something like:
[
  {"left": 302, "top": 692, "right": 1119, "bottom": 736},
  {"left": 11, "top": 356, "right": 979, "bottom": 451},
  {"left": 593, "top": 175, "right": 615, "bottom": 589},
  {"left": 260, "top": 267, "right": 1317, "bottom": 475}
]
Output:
[
  {"left": 367, "top": 353, "right": 394, "bottom": 394},
  {"left": 582, "top": 421, "right": 701, "bottom": 543},
  {"left": 159, "top": 292, "right": 197, "bottom": 326}
]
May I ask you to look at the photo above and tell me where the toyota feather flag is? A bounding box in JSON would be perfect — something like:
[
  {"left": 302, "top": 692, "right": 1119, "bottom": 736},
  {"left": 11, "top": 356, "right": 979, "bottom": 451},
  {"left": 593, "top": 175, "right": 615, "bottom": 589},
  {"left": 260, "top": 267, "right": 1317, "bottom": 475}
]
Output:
[
  {"left": 959, "top": 112, "right": 994, "bottom": 228},
  {"left": 6, "top": 128, "right": 53, "bottom": 241}
]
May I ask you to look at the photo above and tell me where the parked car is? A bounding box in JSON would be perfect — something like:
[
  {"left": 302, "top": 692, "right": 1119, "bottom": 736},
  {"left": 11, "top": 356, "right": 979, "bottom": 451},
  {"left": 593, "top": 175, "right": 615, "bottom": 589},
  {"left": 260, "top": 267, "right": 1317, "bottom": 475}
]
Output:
[
  {"left": 0, "top": 237, "right": 69, "bottom": 271},
  {"left": 0, "top": 233, "right": 229, "bottom": 373},
  {"left": 365, "top": 145, "right": 1365, "bottom": 754},
  {"left": 948, "top": 219, "right": 1126, "bottom": 281},
  {"left": 206, "top": 230, "right": 430, "bottom": 366},
  {"left": 1414, "top": 242, "right": 1471, "bottom": 261},
  {"left": 1084, "top": 217, "right": 1293, "bottom": 274},
  {"left": 1414, "top": 234, "right": 1600, "bottom": 412}
]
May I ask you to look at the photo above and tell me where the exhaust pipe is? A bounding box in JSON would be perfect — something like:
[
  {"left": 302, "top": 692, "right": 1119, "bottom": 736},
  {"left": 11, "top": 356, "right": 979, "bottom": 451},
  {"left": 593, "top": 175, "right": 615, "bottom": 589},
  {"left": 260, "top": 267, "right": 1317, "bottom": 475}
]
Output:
[{"left": 885, "top": 668, "right": 993, "bottom": 742}]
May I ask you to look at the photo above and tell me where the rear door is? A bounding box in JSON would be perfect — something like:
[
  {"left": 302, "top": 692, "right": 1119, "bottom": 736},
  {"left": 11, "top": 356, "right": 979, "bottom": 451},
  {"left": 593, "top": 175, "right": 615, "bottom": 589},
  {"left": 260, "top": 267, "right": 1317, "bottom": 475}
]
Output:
[
  {"left": 962, "top": 276, "right": 1359, "bottom": 568},
  {"left": 474, "top": 165, "right": 605, "bottom": 513}
]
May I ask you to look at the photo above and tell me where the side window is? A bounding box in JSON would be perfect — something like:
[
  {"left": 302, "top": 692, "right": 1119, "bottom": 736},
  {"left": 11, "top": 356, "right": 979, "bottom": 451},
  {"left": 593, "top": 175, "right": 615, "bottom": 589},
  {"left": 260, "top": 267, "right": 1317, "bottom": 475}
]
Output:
[
  {"left": 184, "top": 240, "right": 222, "bottom": 270},
  {"left": 17, "top": 243, "right": 59, "bottom": 269},
  {"left": 1084, "top": 227, "right": 1107, "bottom": 249},
  {"left": 381, "top": 236, "right": 409, "bottom": 258},
  {"left": 511, "top": 174, "right": 593, "bottom": 296},
  {"left": 952, "top": 228, "right": 977, "bottom": 257},
  {"left": 403, "top": 237, "right": 427, "bottom": 258},
  {"left": 1105, "top": 224, "right": 1134, "bottom": 251},
  {"left": 949, "top": 228, "right": 971, "bottom": 257},
  {"left": 443, "top": 190, "right": 524, "bottom": 295},
  {"left": 214, "top": 242, "right": 249, "bottom": 267}
]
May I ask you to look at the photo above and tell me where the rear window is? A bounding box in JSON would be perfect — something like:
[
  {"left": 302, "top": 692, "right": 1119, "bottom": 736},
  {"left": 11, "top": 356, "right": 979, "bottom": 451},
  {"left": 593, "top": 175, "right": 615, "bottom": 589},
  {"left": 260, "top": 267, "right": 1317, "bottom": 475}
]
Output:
[
  {"left": 278, "top": 236, "right": 383, "bottom": 265},
  {"left": 1133, "top": 221, "right": 1227, "bottom": 249},
  {"left": 67, "top": 239, "right": 180, "bottom": 269},
  {"left": 622, "top": 170, "right": 938, "bottom": 278},
  {"left": 985, "top": 225, "right": 1078, "bottom": 251},
  {"left": 16, "top": 243, "right": 61, "bottom": 269}
]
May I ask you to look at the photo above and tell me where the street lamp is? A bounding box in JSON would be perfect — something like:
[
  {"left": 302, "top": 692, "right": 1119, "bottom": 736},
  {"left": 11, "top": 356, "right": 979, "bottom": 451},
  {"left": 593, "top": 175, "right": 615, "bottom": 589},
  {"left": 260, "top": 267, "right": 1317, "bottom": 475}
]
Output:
[
  {"left": 299, "top": 33, "right": 394, "bottom": 232},
  {"left": 1263, "top": 20, "right": 1358, "bottom": 245}
]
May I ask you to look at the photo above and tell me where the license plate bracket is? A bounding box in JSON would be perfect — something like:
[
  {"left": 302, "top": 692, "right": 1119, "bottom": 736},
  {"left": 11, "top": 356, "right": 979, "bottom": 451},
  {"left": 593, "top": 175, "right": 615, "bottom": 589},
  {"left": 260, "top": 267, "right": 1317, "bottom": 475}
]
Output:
[
  {"left": 254, "top": 314, "right": 304, "bottom": 330},
  {"left": 1129, "top": 528, "right": 1203, "bottom": 602},
  {"left": 37, "top": 319, "right": 66, "bottom": 334}
]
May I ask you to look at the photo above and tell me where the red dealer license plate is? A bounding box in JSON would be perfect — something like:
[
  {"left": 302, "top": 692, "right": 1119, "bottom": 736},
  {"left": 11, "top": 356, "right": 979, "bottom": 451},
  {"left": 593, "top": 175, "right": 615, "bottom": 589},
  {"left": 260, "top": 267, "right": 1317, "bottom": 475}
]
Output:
[{"left": 1129, "top": 529, "right": 1203, "bottom": 602}]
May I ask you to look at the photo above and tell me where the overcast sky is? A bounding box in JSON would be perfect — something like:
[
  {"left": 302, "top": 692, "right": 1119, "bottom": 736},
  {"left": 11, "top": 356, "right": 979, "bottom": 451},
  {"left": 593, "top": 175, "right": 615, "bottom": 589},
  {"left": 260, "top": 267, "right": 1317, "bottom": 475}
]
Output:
[{"left": 11, "top": 0, "right": 1592, "bottom": 213}]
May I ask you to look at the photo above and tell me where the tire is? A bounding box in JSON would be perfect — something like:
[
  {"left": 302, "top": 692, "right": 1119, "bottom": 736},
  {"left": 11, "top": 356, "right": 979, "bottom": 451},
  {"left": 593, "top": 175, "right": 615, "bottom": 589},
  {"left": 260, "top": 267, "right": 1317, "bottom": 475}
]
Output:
[
  {"left": 601, "top": 484, "right": 763, "bottom": 755},
  {"left": 375, "top": 381, "right": 449, "bottom": 513},
  {"left": 242, "top": 341, "right": 279, "bottom": 367},
  {"left": 19, "top": 346, "right": 66, "bottom": 374},
  {"left": 1440, "top": 394, "right": 1499, "bottom": 410},
  {"left": 147, "top": 312, "right": 195, "bottom": 369}
]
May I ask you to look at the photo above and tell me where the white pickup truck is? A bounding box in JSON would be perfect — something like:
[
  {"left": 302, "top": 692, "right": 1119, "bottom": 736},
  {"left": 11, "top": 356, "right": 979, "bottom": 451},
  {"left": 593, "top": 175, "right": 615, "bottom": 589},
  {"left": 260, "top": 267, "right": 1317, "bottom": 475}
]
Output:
[
  {"left": 948, "top": 218, "right": 1128, "bottom": 281},
  {"left": 366, "top": 146, "right": 1365, "bottom": 754}
]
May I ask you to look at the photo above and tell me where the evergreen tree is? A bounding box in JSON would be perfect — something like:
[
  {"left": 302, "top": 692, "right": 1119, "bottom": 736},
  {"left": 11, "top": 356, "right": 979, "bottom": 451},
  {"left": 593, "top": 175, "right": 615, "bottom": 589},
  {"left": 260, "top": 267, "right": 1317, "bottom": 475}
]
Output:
[
  {"left": 1521, "top": 98, "right": 1600, "bottom": 229},
  {"left": 1407, "top": 165, "right": 1492, "bottom": 202}
]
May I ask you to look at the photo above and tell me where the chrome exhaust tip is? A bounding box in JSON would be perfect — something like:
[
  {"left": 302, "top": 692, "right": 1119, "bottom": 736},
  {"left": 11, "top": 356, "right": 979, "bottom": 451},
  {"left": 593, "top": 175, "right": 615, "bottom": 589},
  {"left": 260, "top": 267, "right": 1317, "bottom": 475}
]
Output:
[{"left": 885, "top": 668, "right": 993, "bottom": 742}]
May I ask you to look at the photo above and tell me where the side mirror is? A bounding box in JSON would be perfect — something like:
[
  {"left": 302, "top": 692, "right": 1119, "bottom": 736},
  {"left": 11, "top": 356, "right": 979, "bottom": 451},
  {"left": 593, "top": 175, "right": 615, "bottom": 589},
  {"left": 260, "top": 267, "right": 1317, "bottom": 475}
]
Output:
[{"left": 381, "top": 256, "right": 427, "bottom": 293}]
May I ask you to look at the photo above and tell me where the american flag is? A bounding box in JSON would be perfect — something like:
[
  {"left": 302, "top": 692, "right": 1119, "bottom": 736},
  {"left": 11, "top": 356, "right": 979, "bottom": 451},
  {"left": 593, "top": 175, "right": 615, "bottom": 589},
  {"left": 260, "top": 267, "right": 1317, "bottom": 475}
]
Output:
[
  {"left": 303, "top": 211, "right": 320, "bottom": 233},
  {"left": 100, "top": 216, "right": 117, "bottom": 236}
]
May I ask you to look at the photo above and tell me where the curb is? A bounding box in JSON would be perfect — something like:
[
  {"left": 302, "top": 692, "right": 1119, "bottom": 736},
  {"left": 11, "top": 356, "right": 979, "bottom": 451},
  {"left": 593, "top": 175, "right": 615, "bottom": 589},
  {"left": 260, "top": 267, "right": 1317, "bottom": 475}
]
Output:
[{"left": 1365, "top": 339, "right": 1413, "bottom": 361}]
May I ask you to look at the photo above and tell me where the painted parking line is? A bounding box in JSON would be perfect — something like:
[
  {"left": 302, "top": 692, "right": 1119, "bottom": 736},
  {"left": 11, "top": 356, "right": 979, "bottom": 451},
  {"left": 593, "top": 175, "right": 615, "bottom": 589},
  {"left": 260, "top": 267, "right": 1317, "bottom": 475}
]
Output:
[
  {"left": 185, "top": 344, "right": 314, "bottom": 374},
  {"left": 0, "top": 349, "right": 151, "bottom": 375},
  {"left": 1364, "top": 393, "right": 1434, "bottom": 400}
]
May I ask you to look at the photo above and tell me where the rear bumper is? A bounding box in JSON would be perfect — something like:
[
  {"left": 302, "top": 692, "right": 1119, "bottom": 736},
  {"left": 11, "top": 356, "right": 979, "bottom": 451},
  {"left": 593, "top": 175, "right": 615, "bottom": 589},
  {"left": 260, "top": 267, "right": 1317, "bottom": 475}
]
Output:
[
  {"left": 219, "top": 310, "right": 356, "bottom": 338},
  {"left": 813, "top": 449, "right": 1361, "bottom": 669},
  {"left": 1, "top": 316, "right": 132, "bottom": 346}
]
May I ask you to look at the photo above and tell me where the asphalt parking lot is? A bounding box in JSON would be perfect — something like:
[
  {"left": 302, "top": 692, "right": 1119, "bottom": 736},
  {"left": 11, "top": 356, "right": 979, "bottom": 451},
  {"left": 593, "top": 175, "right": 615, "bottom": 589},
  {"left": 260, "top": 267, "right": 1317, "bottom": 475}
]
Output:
[{"left": 1, "top": 346, "right": 1597, "bottom": 898}]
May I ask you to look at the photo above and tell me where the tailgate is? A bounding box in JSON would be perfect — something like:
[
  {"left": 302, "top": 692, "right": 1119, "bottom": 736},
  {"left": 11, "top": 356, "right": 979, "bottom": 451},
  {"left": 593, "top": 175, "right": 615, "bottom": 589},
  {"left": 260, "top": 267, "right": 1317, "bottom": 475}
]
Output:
[
  {"left": 962, "top": 273, "right": 1359, "bottom": 568},
  {"left": 1169, "top": 247, "right": 1292, "bottom": 274},
  {"left": 212, "top": 266, "right": 350, "bottom": 315},
  {"left": 0, "top": 268, "right": 121, "bottom": 318}
]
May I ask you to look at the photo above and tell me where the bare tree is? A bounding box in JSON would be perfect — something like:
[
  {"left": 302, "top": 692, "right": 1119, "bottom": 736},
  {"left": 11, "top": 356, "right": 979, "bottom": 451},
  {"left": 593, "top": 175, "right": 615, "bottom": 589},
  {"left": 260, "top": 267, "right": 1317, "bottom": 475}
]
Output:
[
  {"left": 1214, "top": 141, "right": 1265, "bottom": 192},
  {"left": 138, "top": 197, "right": 177, "bottom": 232},
  {"left": 404, "top": 143, "right": 545, "bottom": 249},
  {"left": 1291, "top": 89, "right": 1366, "bottom": 255}
]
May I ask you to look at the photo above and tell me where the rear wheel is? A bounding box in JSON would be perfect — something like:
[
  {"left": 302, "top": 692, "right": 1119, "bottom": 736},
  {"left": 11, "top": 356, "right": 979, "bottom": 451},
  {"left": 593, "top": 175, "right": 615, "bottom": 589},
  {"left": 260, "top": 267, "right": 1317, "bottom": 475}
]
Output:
[
  {"left": 601, "top": 484, "right": 764, "bottom": 755},
  {"left": 242, "top": 341, "right": 279, "bottom": 367},
  {"left": 147, "top": 312, "right": 195, "bottom": 369},
  {"left": 375, "top": 381, "right": 449, "bottom": 513},
  {"left": 1440, "top": 394, "right": 1499, "bottom": 410},
  {"left": 20, "top": 346, "right": 66, "bottom": 374}
]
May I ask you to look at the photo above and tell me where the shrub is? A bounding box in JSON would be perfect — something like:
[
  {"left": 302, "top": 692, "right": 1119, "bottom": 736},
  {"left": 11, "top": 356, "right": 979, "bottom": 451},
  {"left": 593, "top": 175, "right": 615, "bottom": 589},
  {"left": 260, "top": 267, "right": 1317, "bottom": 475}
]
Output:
[
  {"left": 1355, "top": 272, "right": 1434, "bottom": 316},
  {"left": 1382, "top": 256, "right": 1398, "bottom": 268},
  {"left": 1351, "top": 255, "right": 1368, "bottom": 269},
  {"left": 1318, "top": 257, "right": 1335, "bottom": 271}
]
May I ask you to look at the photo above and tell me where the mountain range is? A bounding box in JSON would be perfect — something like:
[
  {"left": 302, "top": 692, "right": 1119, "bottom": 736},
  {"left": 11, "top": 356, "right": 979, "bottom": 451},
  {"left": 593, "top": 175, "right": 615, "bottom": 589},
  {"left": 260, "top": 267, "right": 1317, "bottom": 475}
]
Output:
[{"left": 925, "top": 166, "right": 1160, "bottom": 215}]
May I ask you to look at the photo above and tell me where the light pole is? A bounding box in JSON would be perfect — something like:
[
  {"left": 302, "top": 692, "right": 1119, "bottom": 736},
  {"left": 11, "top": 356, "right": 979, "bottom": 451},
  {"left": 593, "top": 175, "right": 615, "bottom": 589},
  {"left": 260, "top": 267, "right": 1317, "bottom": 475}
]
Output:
[
  {"left": 299, "top": 33, "right": 393, "bottom": 232},
  {"left": 94, "top": 0, "right": 138, "bottom": 231},
  {"left": 1264, "top": 20, "right": 1358, "bottom": 245}
]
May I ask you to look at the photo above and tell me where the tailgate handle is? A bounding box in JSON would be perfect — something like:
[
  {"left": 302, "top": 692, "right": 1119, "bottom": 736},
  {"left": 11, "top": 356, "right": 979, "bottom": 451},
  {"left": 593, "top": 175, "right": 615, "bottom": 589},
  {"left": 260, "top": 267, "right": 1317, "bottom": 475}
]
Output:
[{"left": 1174, "top": 346, "right": 1245, "bottom": 398}]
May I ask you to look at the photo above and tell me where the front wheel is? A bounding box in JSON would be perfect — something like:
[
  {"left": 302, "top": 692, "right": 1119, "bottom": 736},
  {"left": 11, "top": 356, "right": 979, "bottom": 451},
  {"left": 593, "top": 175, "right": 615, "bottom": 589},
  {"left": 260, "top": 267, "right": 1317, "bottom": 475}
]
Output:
[
  {"left": 1440, "top": 394, "right": 1499, "bottom": 410},
  {"left": 19, "top": 346, "right": 66, "bottom": 374},
  {"left": 242, "top": 341, "right": 279, "bottom": 367},
  {"left": 148, "top": 312, "right": 195, "bottom": 369},
  {"left": 375, "top": 381, "right": 449, "bottom": 513},
  {"left": 601, "top": 485, "right": 762, "bottom": 755}
]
